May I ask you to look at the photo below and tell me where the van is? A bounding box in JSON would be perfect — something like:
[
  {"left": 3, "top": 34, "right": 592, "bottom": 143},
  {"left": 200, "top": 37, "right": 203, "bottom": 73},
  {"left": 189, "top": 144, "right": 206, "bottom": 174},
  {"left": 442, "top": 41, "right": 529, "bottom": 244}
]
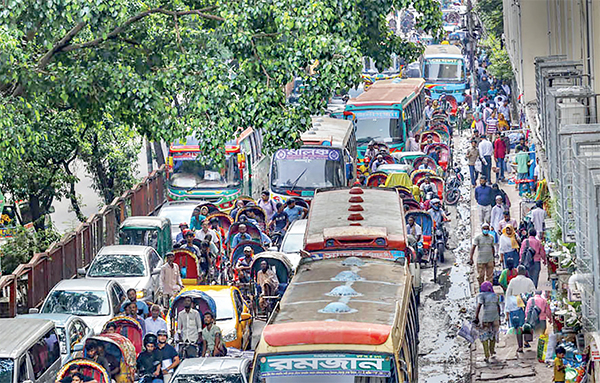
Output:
[{"left": 0, "top": 318, "right": 61, "bottom": 383}]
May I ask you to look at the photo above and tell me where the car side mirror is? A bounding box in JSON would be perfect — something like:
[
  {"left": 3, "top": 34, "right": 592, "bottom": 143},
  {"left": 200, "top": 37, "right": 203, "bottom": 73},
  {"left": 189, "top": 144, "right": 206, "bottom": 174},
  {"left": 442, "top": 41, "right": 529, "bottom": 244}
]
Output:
[
  {"left": 77, "top": 268, "right": 86, "bottom": 277},
  {"left": 240, "top": 312, "right": 252, "bottom": 321},
  {"left": 28, "top": 308, "right": 39, "bottom": 314}
]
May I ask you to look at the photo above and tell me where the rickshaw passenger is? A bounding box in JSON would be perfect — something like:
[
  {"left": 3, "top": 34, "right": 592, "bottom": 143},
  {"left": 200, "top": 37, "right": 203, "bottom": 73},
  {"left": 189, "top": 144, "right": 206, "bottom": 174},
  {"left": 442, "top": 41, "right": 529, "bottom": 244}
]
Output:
[
  {"left": 197, "top": 242, "right": 212, "bottom": 284},
  {"left": 124, "top": 300, "right": 147, "bottom": 336},
  {"left": 195, "top": 221, "right": 218, "bottom": 245},
  {"left": 60, "top": 364, "right": 95, "bottom": 383},
  {"left": 104, "top": 323, "right": 117, "bottom": 334},
  {"left": 175, "top": 222, "right": 188, "bottom": 244},
  {"left": 365, "top": 141, "right": 377, "bottom": 161},
  {"left": 145, "top": 304, "right": 168, "bottom": 335},
  {"left": 229, "top": 200, "right": 246, "bottom": 219},
  {"left": 159, "top": 252, "right": 183, "bottom": 307},
  {"left": 419, "top": 176, "right": 438, "bottom": 197},
  {"left": 269, "top": 203, "right": 289, "bottom": 234},
  {"left": 257, "top": 261, "right": 279, "bottom": 297},
  {"left": 120, "top": 288, "right": 149, "bottom": 318},
  {"left": 156, "top": 329, "right": 179, "bottom": 383},
  {"left": 97, "top": 343, "right": 120, "bottom": 380},
  {"left": 235, "top": 247, "right": 254, "bottom": 283},
  {"left": 137, "top": 335, "right": 163, "bottom": 383},
  {"left": 189, "top": 208, "right": 206, "bottom": 231},
  {"left": 85, "top": 341, "right": 111, "bottom": 376},
  {"left": 177, "top": 297, "right": 203, "bottom": 346},
  {"left": 231, "top": 224, "right": 252, "bottom": 248},
  {"left": 70, "top": 373, "right": 87, "bottom": 383},
  {"left": 181, "top": 230, "right": 200, "bottom": 256},
  {"left": 201, "top": 312, "right": 226, "bottom": 357},
  {"left": 370, "top": 154, "right": 386, "bottom": 173},
  {"left": 406, "top": 216, "right": 422, "bottom": 244}
]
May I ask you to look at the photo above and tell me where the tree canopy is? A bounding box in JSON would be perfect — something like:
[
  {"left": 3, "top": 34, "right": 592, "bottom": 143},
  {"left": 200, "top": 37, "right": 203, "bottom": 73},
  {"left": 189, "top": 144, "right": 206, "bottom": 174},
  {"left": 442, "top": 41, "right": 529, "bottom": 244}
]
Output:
[{"left": 0, "top": 0, "right": 442, "bottom": 228}]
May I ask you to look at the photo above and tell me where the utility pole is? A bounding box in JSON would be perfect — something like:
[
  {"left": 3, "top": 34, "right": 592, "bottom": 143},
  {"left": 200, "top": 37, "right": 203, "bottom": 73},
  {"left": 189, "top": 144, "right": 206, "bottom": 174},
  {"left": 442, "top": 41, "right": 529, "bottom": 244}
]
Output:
[{"left": 466, "top": 0, "right": 476, "bottom": 103}]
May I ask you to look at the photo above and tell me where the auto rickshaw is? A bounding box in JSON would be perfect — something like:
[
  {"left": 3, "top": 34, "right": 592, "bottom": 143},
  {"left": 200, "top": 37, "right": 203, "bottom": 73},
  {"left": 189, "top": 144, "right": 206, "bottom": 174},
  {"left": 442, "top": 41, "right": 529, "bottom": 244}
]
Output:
[
  {"left": 249, "top": 251, "right": 294, "bottom": 320},
  {"left": 406, "top": 210, "right": 434, "bottom": 263},
  {"left": 166, "top": 288, "right": 218, "bottom": 344},
  {"left": 227, "top": 221, "right": 262, "bottom": 251},
  {"left": 119, "top": 216, "right": 172, "bottom": 258},
  {"left": 172, "top": 248, "right": 200, "bottom": 284},
  {"left": 366, "top": 172, "right": 388, "bottom": 187},
  {"left": 423, "top": 143, "right": 451, "bottom": 171},
  {"left": 82, "top": 334, "right": 136, "bottom": 383},
  {"left": 411, "top": 155, "right": 438, "bottom": 173},
  {"left": 102, "top": 316, "right": 143, "bottom": 355},
  {"left": 231, "top": 241, "right": 266, "bottom": 266},
  {"left": 391, "top": 151, "right": 426, "bottom": 165},
  {"left": 236, "top": 205, "right": 267, "bottom": 232},
  {"left": 56, "top": 359, "right": 110, "bottom": 383},
  {"left": 416, "top": 175, "right": 445, "bottom": 200},
  {"left": 383, "top": 172, "right": 412, "bottom": 189}
]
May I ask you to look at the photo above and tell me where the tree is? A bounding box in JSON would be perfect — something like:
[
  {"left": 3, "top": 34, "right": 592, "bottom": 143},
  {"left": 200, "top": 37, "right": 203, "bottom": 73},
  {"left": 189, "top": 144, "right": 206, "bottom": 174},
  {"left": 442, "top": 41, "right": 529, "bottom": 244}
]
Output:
[
  {"left": 480, "top": 35, "right": 513, "bottom": 81},
  {"left": 476, "top": 0, "right": 504, "bottom": 39},
  {"left": 1, "top": 0, "right": 443, "bottom": 226}
]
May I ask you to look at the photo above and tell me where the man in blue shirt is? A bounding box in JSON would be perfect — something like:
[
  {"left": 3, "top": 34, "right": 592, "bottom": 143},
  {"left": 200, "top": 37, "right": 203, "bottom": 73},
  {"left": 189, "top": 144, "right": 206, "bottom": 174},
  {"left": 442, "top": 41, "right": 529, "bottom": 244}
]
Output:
[
  {"left": 231, "top": 224, "right": 252, "bottom": 249},
  {"left": 269, "top": 203, "right": 289, "bottom": 234},
  {"left": 120, "top": 288, "right": 149, "bottom": 317},
  {"left": 284, "top": 199, "right": 307, "bottom": 224},
  {"left": 475, "top": 175, "right": 494, "bottom": 224}
]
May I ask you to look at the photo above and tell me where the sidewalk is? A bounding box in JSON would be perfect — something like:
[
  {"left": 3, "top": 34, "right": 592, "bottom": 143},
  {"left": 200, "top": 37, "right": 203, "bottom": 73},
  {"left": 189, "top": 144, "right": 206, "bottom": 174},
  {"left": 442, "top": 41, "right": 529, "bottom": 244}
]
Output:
[{"left": 469, "top": 169, "right": 553, "bottom": 381}]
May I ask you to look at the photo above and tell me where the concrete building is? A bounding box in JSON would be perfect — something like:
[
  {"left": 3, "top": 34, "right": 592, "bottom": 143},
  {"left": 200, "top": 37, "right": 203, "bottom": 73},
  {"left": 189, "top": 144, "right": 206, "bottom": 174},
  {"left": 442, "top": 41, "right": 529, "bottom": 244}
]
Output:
[{"left": 503, "top": 0, "right": 597, "bottom": 104}]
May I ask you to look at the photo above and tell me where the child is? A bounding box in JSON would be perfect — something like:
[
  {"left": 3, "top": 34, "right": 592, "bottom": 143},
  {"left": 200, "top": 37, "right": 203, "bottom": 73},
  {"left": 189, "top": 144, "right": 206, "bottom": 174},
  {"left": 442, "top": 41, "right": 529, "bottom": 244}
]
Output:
[{"left": 554, "top": 346, "right": 566, "bottom": 383}]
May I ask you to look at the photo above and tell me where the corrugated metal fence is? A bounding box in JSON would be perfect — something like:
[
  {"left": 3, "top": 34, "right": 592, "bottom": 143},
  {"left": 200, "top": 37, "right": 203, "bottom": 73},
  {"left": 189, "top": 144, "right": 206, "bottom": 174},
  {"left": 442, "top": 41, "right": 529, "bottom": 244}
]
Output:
[{"left": 0, "top": 166, "right": 166, "bottom": 317}]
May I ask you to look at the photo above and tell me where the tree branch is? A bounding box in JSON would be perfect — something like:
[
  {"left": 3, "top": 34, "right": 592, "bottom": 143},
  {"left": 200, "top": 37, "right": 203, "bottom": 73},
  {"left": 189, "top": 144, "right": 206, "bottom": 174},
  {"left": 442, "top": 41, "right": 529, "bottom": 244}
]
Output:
[
  {"left": 250, "top": 37, "right": 272, "bottom": 87},
  {"left": 38, "top": 22, "right": 86, "bottom": 68}
]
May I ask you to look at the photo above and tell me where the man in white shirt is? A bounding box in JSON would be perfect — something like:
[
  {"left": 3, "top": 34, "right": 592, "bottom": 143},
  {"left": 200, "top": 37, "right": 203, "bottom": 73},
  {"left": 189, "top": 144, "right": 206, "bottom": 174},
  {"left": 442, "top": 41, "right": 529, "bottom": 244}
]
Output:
[
  {"left": 530, "top": 201, "right": 547, "bottom": 239},
  {"left": 177, "top": 297, "right": 203, "bottom": 345},
  {"left": 505, "top": 266, "right": 536, "bottom": 352},
  {"left": 145, "top": 304, "right": 168, "bottom": 335},
  {"left": 490, "top": 195, "right": 505, "bottom": 233},
  {"left": 195, "top": 220, "right": 218, "bottom": 245},
  {"left": 159, "top": 252, "right": 184, "bottom": 307},
  {"left": 478, "top": 135, "right": 494, "bottom": 182}
]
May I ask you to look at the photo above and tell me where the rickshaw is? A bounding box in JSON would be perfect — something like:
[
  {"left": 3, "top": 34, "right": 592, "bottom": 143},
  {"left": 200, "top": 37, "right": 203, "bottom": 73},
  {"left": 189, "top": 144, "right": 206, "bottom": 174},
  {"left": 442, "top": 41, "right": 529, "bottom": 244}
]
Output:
[
  {"left": 206, "top": 212, "right": 233, "bottom": 234},
  {"left": 102, "top": 316, "right": 143, "bottom": 355},
  {"left": 412, "top": 155, "right": 438, "bottom": 173},
  {"left": 167, "top": 288, "right": 218, "bottom": 349},
  {"left": 416, "top": 175, "right": 445, "bottom": 200},
  {"left": 410, "top": 168, "right": 438, "bottom": 185},
  {"left": 119, "top": 216, "right": 172, "bottom": 258},
  {"left": 391, "top": 151, "right": 426, "bottom": 165},
  {"left": 418, "top": 131, "right": 442, "bottom": 150},
  {"left": 364, "top": 153, "right": 395, "bottom": 175},
  {"left": 403, "top": 198, "right": 422, "bottom": 212},
  {"left": 406, "top": 210, "right": 434, "bottom": 264},
  {"left": 195, "top": 201, "right": 221, "bottom": 216},
  {"left": 366, "top": 172, "right": 388, "bottom": 187},
  {"left": 56, "top": 359, "right": 110, "bottom": 383},
  {"left": 172, "top": 248, "right": 200, "bottom": 284},
  {"left": 82, "top": 334, "right": 136, "bottom": 383},
  {"left": 383, "top": 172, "right": 412, "bottom": 189},
  {"left": 249, "top": 251, "right": 294, "bottom": 319},
  {"left": 236, "top": 205, "right": 267, "bottom": 231},
  {"left": 396, "top": 186, "right": 415, "bottom": 201},
  {"left": 227, "top": 221, "right": 262, "bottom": 250},
  {"left": 231, "top": 241, "right": 266, "bottom": 266},
  {"left": 423, "top": 143, "right": 451, "bottom": 171}
]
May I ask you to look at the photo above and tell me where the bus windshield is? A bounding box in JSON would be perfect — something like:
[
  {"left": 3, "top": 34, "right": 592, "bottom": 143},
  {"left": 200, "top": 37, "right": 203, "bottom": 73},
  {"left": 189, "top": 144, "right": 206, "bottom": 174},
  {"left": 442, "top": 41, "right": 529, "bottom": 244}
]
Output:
[
  {"left": 255, "top": 353, "right": 396, "bottom": 383},
  {"left": 355, "top": 118, "right": 402, "bottom": 145},
  {"left": 423, "top": 58, "right": 464, "bottom": 82},
  {"left": 271, "top": 149, "right": 344, "bottom": 191},
  {"left": 169, "top": 154, "right": 240, "bottom": 189}
]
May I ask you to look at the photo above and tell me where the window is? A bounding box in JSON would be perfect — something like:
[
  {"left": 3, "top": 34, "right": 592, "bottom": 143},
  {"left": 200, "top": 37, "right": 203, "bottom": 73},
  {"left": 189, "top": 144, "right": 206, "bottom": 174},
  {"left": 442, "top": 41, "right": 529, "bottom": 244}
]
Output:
[
  {"left": 69, "top": 320, "right": 87, "bottom": 351},
  {"left": 110, "top": 285, "right": 123, "bottom": 314},
  {"left": 148, "top": 250, "right": 160, "bottom": 271},
  {"left": 29, "top": 329, "right": 60, "bottom": 379},
  {"left": 18, "top": 356, "right": 28, "bottom": 382}
]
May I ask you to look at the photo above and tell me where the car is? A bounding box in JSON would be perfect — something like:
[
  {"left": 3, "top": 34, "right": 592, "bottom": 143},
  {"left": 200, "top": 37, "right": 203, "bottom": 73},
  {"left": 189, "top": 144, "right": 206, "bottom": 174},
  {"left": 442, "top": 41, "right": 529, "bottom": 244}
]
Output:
[
  {"left": 156, "top": 200, "right": 200, "bottom": 241},
  {"left": 80, "top": 245, "right": 163, "bottom": 302},
  {"left": 34, "top": 279, "right": 126, "bottom": 335},
  {"left": 17, "top": 313, "right": 92, "bottom": 363},
  {"left": 279, "top": 219, "right": 306, "bottom": 269},
  {"left": 197, "top": 286, "right": 253, "bottom": 351},
  {"left": 170, "top": 357, "right": 252, "bottom": 383}
]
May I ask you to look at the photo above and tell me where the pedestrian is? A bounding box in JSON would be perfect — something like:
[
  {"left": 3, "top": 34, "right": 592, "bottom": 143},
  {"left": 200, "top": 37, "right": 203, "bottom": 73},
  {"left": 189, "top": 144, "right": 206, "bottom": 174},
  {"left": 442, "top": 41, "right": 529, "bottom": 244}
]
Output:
[
  {"left": 491, "top": 183, "right": 511, "bottom": 209},
  {"left": 554, "top": 346, "right": 567, "bottom": 383},
  {"left": 475, "top": 176, "right": 494, "bottom": 224},
  {"left": 258, "top": 191, "right": 277, "bottom": 220},
  {"left": 498, "top": 113, "right": 509, "bottom": 131},
  {"left": 201, "top": 312, "right": 226, "bottom": 357},
  {"left": 499, "top": 257, "right": 518, "bottom": 291},
  {"left": 515, "top": 145, "right": 531, "bottom": 196},
  {"left": 493, "top": 134, "right": 507, "bottom": 182},
  {"left": 145, "top": 304, "right": 168, "bottom": 335},
  {"left": 498, "top": 210, "right": 518, "bottom": 233},
  {"left": 466, "top": 140, "right": 480, "bottom": 186},
  {"left": 473, "top": 113, "right": 485, "bottom": 136},
  {"left": 505, "top": 265, "right": 536, "bottom": 353},
  {"left": 519, "top": 228, "right": 546, "bottom": 288},
  {"left": 159, "top": 252, "right": 184, "bottom": 307},
  {"left": 490, "top": 195, "right": 505, "bottom": 233},
  {"left": 498, "top": 100, "right": 510, "bottom": 124},
  {"left": 479, "top": 76, "right": 491, "bottom": 98},
  {"left": 478, "top": 135, "right": 493, "bottom": 181},
  {"left": 530, "top": 201, "right": 547, "bottom": 239},
  {"left": 525, "top": 291, "right": 552, "bottom": 336},
  {"left": 499, "top": 224, "right": 520, "bottom": 269},
  {"left": 474, "top": 281, "right": 500, "bottom": 363},
  {"left": 485, "top": 111, "right": 498, "bottom": 136},
  {"left": 469, "top": 223, "right": 496, "bottom": 285}
]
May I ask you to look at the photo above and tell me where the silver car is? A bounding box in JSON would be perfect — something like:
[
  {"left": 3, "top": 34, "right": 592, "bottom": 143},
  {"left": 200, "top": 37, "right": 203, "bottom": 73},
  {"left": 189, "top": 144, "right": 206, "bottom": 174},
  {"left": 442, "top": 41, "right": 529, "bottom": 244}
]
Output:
[
  {"left": 156, "top": 201, "right": 200, "bottom": 241},
  {"left": 169, "top": 357, "right": 252, "bottom": 383},
  {"left": 36, "top": 279, "right": 126, "bottom": 335},
  {"left": 81, "top": 245, "right": 163, "bottom": 303},
  {"left": 279, "top": 219, "right": 307, "bottom": 269}
]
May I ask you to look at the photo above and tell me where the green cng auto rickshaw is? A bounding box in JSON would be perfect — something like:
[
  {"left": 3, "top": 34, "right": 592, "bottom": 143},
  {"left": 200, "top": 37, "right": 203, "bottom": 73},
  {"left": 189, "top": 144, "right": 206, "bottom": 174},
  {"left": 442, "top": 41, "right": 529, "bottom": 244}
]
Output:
[{"left": 119, "top": 216, "right": 172, "bottom": 258}]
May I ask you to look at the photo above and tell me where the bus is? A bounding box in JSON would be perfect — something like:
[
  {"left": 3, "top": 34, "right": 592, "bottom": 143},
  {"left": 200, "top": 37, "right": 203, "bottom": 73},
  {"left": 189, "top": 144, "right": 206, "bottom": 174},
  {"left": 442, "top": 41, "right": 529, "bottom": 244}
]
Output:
[
  {"left": 344, "top": 78, "right": 426, "bottom": 162},
  {"left": 251, "top": 257, "right": 419, "bottom": 382},
  {"left": 166, "top": 128, "right": 269, "bottom": 210},
  {"left": 269, "top": 116, "right": 356, "bottom": 203},
  {"left": 421, "top": 44, "right": 468, "bottom": 102}
]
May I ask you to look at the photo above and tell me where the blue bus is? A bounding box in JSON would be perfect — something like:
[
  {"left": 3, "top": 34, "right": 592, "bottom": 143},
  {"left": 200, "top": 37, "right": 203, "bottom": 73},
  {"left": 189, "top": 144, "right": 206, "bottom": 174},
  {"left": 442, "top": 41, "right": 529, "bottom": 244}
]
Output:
[{"left": 421, "top": 44, "right": 468, "bottom": 102}]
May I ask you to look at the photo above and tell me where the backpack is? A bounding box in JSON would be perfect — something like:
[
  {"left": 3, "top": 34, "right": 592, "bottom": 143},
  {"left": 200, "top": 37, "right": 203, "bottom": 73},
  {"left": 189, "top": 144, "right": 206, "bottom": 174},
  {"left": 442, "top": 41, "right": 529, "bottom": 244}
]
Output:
[
  {"left": 526, "top": 299, "right": 541, "bottom": 328},
  {"left": 521, "top": 239, "right": 536, "bottom": 268}
]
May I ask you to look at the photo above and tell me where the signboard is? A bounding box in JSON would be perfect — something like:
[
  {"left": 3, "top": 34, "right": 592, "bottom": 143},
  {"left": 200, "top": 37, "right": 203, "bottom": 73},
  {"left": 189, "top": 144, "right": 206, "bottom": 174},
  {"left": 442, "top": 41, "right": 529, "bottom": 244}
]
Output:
[
  {"left": 352, "top": 110, "right": 400, "bottom": 120},
  {"left": 275, "top": 148, "right": 340, "bottom": 161},
  {"left": 310, "top": 250, "right": 405, "bottom": 260},
  {"left": 260, "top": 354, "right": 391, "bottom": 377},
  {"left": 172, "top": 151, "right": 200, "bottom": 160},
  {"left": 425, "top": 58, "right": 462, "bottom": 65},
  {"left": 591, "top": 342, "right": 600, "bottom": 362}
]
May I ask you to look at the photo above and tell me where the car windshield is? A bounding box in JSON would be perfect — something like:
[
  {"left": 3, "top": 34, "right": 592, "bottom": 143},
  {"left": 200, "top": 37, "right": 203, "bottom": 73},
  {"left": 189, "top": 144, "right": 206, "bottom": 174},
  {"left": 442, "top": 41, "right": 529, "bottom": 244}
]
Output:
[
  {"left": 175, "top": 375, "right": 243, "bottom": 383},
  {"left": 158, "top": 206, "right": 196, "bottom": 226},
  {"left": 423, "top": 58, "right": 464, "bottom": 82},
  {"left": 42, "top": 290, "right": 110, "bottom": 316},
  {"left": 281, "top": 232, "right": 303, "bottom": 253},
  {"left": 0, "top": 358, "right": 13, "bottom": 383},
  {"left": 271, "top": 153, "right": 344, "bottom": 191},
  {"left": 214, "top": 295, "right": 235, "bottom": 321},
  {"left": 169, "top": 155, "right": 240, "bottom": 189},
  {"left": 355, "top": 118, "right": 399, "bottom": 144},
  {"left": 88, "top": 254, "right": 146, "bottom": 277}
]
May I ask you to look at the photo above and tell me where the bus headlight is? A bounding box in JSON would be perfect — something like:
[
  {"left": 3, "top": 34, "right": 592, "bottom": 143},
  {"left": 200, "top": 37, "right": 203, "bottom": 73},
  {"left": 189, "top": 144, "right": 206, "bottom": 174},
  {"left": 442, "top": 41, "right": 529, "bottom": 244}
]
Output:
[{"left": 223, "top": 329, "right": 238, "bottom": 343}]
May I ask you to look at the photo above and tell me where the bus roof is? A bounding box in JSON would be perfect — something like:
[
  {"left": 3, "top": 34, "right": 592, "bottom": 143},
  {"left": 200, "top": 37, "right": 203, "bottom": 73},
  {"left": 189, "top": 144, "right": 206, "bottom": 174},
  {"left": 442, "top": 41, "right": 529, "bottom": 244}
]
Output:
[
  {"left": 299, "top": 116, "right": 354, "bottom": 148},
  {"left": 345, "top": 78, "right": 425, "bottom": 107},
  {"left": 304, "top": 187, "right": 406, "bottom": 251},
  {"left": 263, "top": 257, "right": 410, "bottom": 346},
  {"left": 423, "top": 44, "right": 463, "bottom": 58}
]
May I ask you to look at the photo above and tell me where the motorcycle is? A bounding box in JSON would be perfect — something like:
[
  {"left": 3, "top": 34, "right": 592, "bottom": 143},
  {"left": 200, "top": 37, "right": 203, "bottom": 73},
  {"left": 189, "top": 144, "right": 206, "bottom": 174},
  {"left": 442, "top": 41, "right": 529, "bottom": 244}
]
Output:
[
  {"left": 445, "top": 165, "right": 463, "bottom": 205},
  {"left": 269, "top": 230, "right": 284, "bottom": 249},
  {"left": 432, "top": 221, "right": 446, "bottom": 283}
]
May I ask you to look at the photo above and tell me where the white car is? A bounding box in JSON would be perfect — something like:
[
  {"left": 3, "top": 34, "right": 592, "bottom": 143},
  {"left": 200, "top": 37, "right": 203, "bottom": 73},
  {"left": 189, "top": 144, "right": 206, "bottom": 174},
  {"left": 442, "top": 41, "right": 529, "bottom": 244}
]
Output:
[
  {"left": 36, "top": 279, "right": 126, "bottom": 335},
  {"left": 279, "top": 219, "right": 307, "bottom": 269},
  {"left": 170, "top": 357, "right": 252, "bottom": 383},
  {"left": 80, "top": 245, "right": 163, "bottom": 302},
  {"left": 156, "top": 201, "right": 200, "bottom": 241}
]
